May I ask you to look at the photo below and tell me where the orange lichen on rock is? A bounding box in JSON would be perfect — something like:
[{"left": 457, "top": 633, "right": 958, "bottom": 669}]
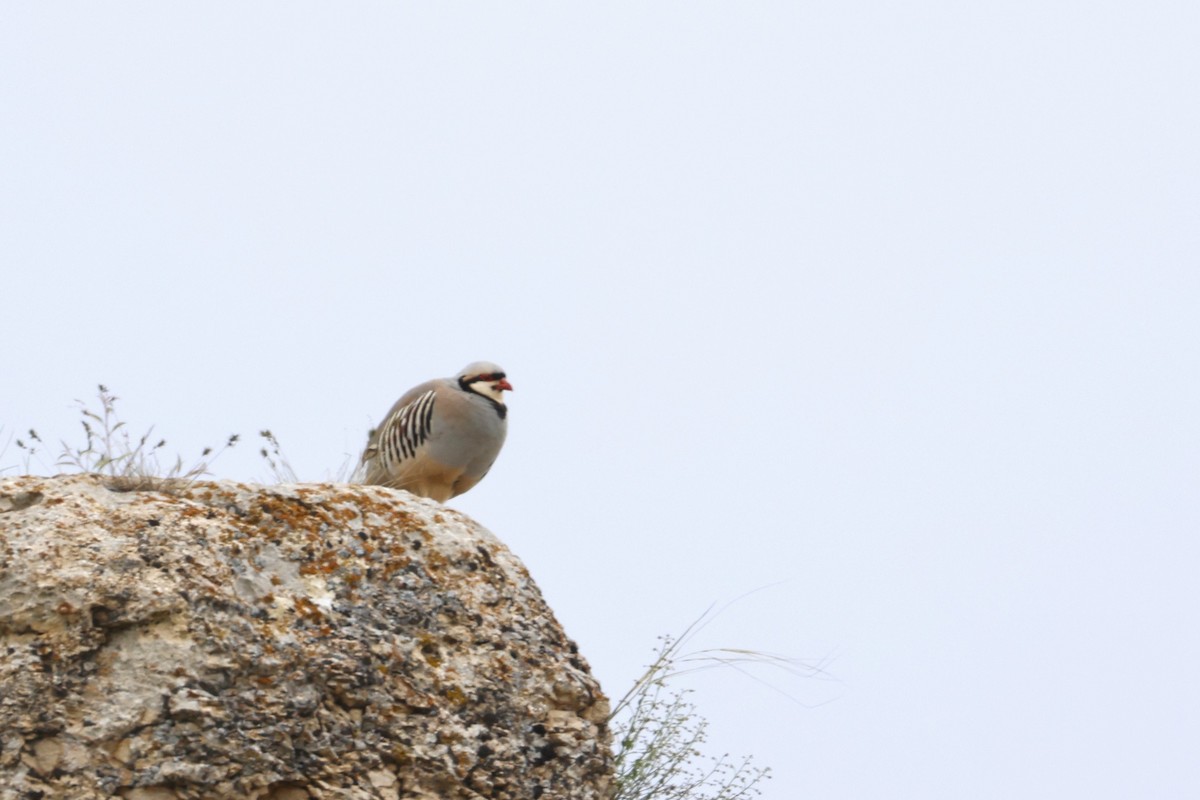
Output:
[{"left": 0, "top": 475, "right": 611, "bottom": 800}]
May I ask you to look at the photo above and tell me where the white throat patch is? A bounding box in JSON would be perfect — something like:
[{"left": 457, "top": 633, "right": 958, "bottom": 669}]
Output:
[{"left": 469, "top": 381, "right": 508, "bottom": 405}]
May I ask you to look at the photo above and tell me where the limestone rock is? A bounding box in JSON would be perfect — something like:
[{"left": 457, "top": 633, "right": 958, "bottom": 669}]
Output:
[{"left": 0, "top": 475, "right": 611, "bottom": 800}]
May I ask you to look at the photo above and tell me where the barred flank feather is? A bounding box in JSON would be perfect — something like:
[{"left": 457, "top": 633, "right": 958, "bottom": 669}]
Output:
[{"left": 381, "top": 389, "right": 436, "bottom": 467}]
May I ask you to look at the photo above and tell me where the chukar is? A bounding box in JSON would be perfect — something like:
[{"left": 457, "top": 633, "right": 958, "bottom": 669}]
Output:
[{"left": 358, "top": 362, "right": 512, "bottom": 502}]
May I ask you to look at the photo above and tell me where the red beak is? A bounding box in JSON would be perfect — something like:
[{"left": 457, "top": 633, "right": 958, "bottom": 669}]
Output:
[{"left": 496, "top": 379, "right": 514, "bottom": 392}]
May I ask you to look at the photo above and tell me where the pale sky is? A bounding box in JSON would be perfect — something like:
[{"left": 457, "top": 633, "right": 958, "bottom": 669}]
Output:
[{"left": 3, "top": 3, "right": 1199, "bottom": 798}]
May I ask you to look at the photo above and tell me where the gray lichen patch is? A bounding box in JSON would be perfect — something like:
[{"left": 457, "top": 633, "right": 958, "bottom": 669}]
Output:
[{"left": 0, "top": 475, "right": 611, "bottom": 800}]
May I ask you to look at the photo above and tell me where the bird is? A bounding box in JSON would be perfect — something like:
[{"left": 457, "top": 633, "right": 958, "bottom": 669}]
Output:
[{"left": 357, "top": 362, "right": 512, "bottom": 502}]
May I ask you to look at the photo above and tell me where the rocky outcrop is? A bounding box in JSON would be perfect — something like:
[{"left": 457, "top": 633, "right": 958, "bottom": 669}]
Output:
[{"left": 0, "top": 475, "right": 611, "bottom": 800}]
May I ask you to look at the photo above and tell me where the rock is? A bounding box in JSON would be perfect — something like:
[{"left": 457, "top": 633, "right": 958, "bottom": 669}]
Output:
[{"left": 0, "top": 475, "right": 611, "bottom": 800}]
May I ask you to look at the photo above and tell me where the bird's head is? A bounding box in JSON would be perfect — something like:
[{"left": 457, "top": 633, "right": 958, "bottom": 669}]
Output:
[{"left": 456, "top": 361, "right": 513, "bottom": 405}]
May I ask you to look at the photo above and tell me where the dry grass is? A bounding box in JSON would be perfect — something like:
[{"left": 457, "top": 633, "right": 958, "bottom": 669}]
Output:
[
  {"left": 12, "top": 385, "right": 238, "bottom": 493},
  {"left": 612, "top": 596, "right": 838, "bottom": 800}
]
